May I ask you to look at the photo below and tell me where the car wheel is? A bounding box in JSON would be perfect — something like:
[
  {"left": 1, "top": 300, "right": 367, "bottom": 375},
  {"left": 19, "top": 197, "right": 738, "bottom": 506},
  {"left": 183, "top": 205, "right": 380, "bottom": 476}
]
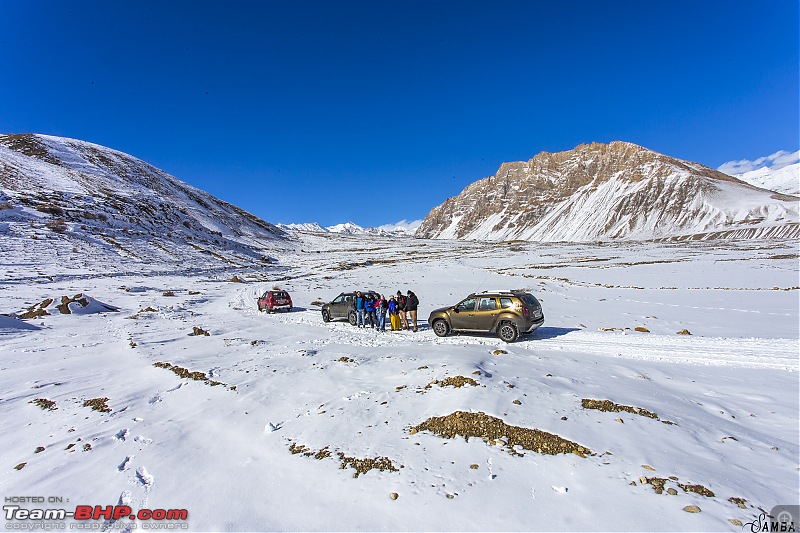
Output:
[
  {"left": 348, "top": 311, "right": 357, "bottom": 326},
  {"left": 432, "top": 319, "right": 450, "bottom": 337},
  {"left": 322, "top": 310, "right": 331, "bottom": 322},
  {"left": 498, "top": 321, "right": 519, "bottom": 342}
]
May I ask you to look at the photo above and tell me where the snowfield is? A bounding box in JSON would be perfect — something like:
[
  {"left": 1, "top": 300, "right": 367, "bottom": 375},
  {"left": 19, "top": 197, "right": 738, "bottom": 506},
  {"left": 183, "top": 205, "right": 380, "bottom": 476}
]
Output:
[{"left": 1, "top": 232, "right": 798, "bottom": 531}]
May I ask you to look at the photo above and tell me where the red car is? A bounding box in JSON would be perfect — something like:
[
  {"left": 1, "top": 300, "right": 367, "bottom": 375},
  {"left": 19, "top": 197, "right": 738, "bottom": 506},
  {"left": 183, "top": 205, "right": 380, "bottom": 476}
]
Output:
[{"left": 257, "top": 290, "right": 293, "bottom": 313}]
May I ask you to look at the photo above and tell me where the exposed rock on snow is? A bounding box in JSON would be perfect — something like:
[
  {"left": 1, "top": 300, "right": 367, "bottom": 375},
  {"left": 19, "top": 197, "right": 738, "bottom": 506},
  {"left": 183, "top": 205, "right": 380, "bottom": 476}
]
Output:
[
  {"left": 417, "top": 141, "right": 799, "bottom": 242},
  {"left": 18, "top": 294, "right": 118, "bottom": 318},
  {"left": 410, "top": 411, "right": 591, "bottom": 457}
]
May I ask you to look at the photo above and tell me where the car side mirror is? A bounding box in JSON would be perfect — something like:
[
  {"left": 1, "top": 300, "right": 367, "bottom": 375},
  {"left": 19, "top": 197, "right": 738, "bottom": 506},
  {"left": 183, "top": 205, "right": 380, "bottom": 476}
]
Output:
[{"left": 453, "top": 307, "right": 460, "bottom": 313}]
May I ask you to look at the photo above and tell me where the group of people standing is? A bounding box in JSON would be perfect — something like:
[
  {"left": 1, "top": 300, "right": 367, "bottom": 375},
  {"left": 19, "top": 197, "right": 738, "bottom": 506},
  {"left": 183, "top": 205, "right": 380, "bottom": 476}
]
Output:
[{"left": 355, "top": 290, "right": 419, "bottom": 332}]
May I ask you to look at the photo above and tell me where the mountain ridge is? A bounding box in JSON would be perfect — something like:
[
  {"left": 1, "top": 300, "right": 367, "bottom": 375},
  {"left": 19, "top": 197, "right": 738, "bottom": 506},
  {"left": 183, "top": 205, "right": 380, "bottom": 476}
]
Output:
[
  {"left": 0, "top": 133, "right": 289, "bottom": 275},
  {"left": 416, "top": 141, "right": 798, "bottom": 242}
]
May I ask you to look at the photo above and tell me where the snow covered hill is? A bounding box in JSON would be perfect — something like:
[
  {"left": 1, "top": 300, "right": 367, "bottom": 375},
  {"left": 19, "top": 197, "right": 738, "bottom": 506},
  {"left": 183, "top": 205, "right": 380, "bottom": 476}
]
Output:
[
  {"left": 416, "top": 141, "right": 799, "bottom": 242},
  {"left": 718, "top": 150, "right": 800, "bottom": 196},
  {"left": 0, "top": 134, "right": 290, "bottom": 278}
]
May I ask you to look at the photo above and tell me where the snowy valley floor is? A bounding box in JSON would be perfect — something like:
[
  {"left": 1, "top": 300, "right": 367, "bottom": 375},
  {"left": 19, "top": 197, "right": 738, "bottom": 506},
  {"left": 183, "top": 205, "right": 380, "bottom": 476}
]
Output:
[{"left": 1, "top": 234, "right": 798, "bottom": 531}]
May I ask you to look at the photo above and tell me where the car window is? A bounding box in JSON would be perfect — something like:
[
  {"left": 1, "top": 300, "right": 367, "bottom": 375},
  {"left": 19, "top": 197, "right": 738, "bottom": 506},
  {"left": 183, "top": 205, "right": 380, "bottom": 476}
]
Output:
[
  {"left": 333, "top": 295, "right": 344, "bottom": 304},
  {"left": 478, "top": 297, "right": 497, "bottom": 311},
  {"left": 500, "top": 297, "right": 514, "bottom": 309},
  {"left": 521, "top": 294, "right": 540, "bottom": 306},
  {"left": 456, "top": 298, "right": 476, "bottom": 312}
]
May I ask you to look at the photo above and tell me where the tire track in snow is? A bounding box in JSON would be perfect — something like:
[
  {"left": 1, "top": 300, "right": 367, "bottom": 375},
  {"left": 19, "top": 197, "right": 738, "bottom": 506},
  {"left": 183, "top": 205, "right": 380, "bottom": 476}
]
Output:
[
  {"left": 251, "top": 307, "right": 798, "bottom": 370},
  {"left": 535, "top": 330, "right": 799, "bottom": 370}
]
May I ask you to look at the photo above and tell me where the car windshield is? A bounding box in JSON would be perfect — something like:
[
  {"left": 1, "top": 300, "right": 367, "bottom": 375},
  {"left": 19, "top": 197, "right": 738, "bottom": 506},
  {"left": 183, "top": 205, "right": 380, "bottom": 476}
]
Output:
[{"left": 456, "top": 298, "right": 476, "bottom": 312}]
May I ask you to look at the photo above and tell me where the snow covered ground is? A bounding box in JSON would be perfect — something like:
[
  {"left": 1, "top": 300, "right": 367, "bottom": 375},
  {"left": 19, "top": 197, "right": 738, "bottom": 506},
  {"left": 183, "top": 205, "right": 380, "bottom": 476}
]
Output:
[{"left": 1, "top": 232, "right": 798, "bottom": 531}]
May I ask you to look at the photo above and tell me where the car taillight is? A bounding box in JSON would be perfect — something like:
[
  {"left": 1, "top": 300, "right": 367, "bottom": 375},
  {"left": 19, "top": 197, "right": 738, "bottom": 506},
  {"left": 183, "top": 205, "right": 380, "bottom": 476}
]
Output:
[{"left": 522, "top": 307, "right": 529, "bottom": 317}]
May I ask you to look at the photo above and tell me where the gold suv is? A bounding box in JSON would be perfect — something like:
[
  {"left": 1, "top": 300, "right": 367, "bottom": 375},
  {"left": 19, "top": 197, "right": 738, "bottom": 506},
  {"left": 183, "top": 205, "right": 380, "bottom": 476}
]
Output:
[{"left": 428, "top": 290, "right": 544, "bottom": 342}]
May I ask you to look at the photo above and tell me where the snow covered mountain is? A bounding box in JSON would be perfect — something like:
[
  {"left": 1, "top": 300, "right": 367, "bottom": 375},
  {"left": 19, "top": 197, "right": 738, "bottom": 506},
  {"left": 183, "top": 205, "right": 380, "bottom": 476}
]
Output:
[
  {"left": 718, "top": 150, "right": 800, "bottom": 196},
  {"left": 0, "top": 134, "right": 288, "bottom": 274},
  {"left": 277, "top": 222, "right": 329, "bottom": 233},
  {"left": 416, "top": 141, "right": 799, "bottom": 242},
  {"left": 278, "top": 219, "right": 421, "bottom": 237}
]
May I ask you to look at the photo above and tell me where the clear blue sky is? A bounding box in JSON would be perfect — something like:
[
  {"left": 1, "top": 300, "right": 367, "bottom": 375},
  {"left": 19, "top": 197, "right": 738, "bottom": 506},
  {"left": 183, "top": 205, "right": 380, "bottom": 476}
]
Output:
[{"left": 1, "top": 1, "right": 798, "bottom": 227}]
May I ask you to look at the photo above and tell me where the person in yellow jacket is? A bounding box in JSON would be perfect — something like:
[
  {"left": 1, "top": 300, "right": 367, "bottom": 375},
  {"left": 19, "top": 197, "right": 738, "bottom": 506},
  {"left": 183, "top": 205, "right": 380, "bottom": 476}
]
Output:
[{"left": 388, "top": 295, "right": 401, "bottom": 331}]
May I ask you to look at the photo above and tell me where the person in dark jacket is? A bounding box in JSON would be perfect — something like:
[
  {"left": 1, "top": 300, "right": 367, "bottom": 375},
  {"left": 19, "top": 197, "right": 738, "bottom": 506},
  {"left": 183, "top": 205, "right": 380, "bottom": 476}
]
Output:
[
  {"left": 406, "top": 290, "right": 419, "bottom": 332},
  {"left": 396, "top": 290, "right": 409, "bottom": 330},
  {"left": 375, "top": 294, "right": 388, "bottom": 331},
  {"left": 364, "top": 293, "right": 377, "bottom": 328}
]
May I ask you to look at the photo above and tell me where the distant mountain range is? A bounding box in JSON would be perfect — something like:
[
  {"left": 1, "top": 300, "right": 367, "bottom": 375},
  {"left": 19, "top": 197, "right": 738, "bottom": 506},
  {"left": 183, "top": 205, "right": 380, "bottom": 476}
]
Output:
[
  {"left": 278, "top": 220, "right": 421, "bottom": 237},
  {"left": 0, "top": 134, "right": 288, "bottom": 269},
  {"left": 2, "top": 134, "right": 797, "bottom": 257},
  {"left": 416, "top": 141, "right": 798, "bottom": 242},
  {"left": 719, "top": 150, "right": 799, "bottom": 196}
]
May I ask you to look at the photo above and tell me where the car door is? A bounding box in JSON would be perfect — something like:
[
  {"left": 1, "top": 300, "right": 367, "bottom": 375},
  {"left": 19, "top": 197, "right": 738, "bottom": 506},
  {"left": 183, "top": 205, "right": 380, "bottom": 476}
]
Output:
[
  {"left": 330, "top": 294, "right": 348, "bottom": 318},
  {"left": 450, "top": 297, "right": 477, "bottom": 331},
  {"left": 473, "top": 296, "right": 501, "bottom": 331}
]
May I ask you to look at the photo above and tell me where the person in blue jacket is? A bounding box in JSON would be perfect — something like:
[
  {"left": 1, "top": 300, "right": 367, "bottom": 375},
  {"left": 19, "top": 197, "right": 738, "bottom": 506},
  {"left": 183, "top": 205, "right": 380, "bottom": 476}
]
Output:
[
  {"left": 355, "top": 291, "right": 366, "bottom": 327},
  {"left": 364, "top": 293, "right": 377, "bottom": 328}
]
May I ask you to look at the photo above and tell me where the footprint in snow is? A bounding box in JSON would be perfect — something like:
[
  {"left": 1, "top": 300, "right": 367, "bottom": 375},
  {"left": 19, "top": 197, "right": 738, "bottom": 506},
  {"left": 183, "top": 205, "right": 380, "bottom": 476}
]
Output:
[
  {"left": 117, "top": 456, "right": 134, "bottom": 472},
  {"left": 100, "top": 491, "right": 134, "bottom": 531},
  {"left": 133, "top": 436, "right": 153, "bottom": 445},
  {"left": 149, "top": 383, "right": 184, "bottom": 404},
  {"left": 115, "top": 429, "right": 129, "bottom": 442},
  {"left": 136, "top": 466, "right": 154, "bottom": 487},
  {"left": 266, "top": 422, "right": 283, "bottom": 432}
]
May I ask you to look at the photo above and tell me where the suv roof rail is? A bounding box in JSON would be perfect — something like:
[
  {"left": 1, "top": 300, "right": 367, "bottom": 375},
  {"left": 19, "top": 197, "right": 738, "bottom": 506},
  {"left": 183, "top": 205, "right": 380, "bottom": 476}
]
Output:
[{"left": 475, "top": 289, "right": 517, "bottom": 295}]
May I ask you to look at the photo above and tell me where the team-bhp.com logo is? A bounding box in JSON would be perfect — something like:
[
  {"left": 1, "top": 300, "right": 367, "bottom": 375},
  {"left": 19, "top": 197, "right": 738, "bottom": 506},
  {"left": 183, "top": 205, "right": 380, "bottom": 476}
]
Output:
[{"left": 4, "top": 500, "right": 188, "bottom": 530}]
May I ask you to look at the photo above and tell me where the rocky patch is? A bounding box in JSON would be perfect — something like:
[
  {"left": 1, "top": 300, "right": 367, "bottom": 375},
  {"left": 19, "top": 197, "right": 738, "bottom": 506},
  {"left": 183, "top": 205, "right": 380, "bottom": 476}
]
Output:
[
  {"left": 31, "top": 398, "right": 57, "bottom": 410},
  {"left": 288, "top": 441, "right": 400, "bottom": 478},
  {"left": 83, "top": 397, "right": 111, "bottom": 413},
  {"left": 410, "top": 411, "right": 591, "bottom": 457},
  {"left": 152, "top": 362, "right": 236, "bottom": 391},
  {"left": 425, "top": 376, "right": 479, "bottom": 389},
  {"left": 582, "top": 399, "right": 676, "bottom": 424}
]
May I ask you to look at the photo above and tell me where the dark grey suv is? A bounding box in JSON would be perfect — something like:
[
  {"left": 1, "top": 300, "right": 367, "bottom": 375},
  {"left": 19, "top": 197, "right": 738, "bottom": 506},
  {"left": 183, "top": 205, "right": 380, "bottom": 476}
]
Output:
[
  {"left": 321, "top": 291, "right": 379, "bottom": 325},
  {"left": 428, "top": 290, "right": 544, "bottom": 342}
]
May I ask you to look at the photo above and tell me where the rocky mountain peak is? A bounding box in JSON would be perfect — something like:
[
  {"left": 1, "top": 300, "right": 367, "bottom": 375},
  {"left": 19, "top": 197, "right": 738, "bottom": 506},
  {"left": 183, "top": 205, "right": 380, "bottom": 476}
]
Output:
[{"left": 416, "top": 141, "right": 798, "bottom": 242}]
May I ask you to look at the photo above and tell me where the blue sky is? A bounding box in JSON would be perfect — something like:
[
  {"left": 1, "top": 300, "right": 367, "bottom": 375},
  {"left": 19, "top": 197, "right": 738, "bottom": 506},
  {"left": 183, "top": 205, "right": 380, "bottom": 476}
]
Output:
[{"left": 1, "top": 1, "right": 798, "bottom": 227}]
